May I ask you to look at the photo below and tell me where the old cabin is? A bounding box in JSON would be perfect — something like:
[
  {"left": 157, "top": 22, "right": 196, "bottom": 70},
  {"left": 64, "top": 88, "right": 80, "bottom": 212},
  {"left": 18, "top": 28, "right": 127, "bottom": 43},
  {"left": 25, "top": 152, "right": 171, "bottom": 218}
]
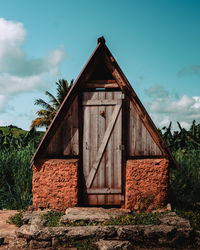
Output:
[{"left": 31, "top": 37, "right": 175, "bottom": 211}]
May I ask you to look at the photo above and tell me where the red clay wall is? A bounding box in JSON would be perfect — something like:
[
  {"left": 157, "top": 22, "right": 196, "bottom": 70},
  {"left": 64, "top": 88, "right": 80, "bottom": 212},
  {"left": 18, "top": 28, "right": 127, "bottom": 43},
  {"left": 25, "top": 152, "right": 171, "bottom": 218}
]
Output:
[
  {"left": 32, "top": 159, "right": 78, "bottom": 211},
  {"left": 125, "top": 158, "right": 169, "bottom": 211}
]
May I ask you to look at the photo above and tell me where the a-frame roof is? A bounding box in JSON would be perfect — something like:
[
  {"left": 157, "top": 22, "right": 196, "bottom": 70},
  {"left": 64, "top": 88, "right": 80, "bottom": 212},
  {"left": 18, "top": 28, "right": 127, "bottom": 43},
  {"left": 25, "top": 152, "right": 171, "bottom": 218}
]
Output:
[{"left": 31, "top": 37, "right": 177, "bottom": 168}]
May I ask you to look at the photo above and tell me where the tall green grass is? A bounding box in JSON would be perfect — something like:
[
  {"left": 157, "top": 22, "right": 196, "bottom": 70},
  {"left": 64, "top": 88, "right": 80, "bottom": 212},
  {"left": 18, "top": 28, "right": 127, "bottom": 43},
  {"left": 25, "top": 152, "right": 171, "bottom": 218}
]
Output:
[
  {"left": 0, "top": 127, "right": 42, "bottom": 209},
  {"left": 160, "top": 121, "right": 200, "bottom": 208},
  {"left": 0, "top": 144, "right": 34, "bottom": 209},
  {"left": 170, "top": 149, "right": 200, "bottom": 209}
]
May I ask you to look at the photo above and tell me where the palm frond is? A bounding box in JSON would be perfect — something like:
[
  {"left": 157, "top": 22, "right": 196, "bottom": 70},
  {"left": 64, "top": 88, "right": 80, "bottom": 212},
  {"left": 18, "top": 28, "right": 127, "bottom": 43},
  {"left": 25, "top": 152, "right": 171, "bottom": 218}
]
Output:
[
  {"left": 31, "top": 78, "right": 73, "bottom": 129},
  {"left": 34, "top": 99, "right": 55, "bottom": 112},
  {"left": 45, "top": 91, "right": 59, "bottom": 107}
]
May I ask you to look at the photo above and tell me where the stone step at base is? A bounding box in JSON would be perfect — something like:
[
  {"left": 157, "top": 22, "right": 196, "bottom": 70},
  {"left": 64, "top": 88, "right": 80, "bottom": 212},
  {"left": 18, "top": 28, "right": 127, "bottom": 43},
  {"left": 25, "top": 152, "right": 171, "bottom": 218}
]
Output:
[{"left": 96, "top": 239, "right": 132, "bottom": 250}]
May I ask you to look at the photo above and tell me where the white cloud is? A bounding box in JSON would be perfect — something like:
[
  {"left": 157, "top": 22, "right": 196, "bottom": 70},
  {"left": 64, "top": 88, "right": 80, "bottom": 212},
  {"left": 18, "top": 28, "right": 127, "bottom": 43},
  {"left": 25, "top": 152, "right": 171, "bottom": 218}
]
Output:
[
  {"left": 0, "top": 95, "right": 6, "bottom": 110},
  {"left": 0, "top": 18, "right": 65, "bottom": 112},
  {"left": 0, "top": 74, "right": 43, "bottom": 94},
  {"left": 145, "top": 85, "right": 200, "bottom": 130}
]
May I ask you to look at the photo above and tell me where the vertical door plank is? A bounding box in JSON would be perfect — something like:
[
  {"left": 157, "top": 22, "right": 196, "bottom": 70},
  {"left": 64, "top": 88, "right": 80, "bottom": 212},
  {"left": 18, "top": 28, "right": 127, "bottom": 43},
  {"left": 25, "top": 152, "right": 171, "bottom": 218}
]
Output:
[
  {"left": 105, "top": 92, "right": 113, "bottom": 205},
  {"left": 83, "top": 106, "right": 90, "bottom": 178},
  {"left": 113, "top": 92, "right": 122, "bottom": 205},
  {"left": 98, "top": 91, "right": 106, "bottom": 205},
  {"left": 90, "top": 92, "right": 99, "bottom": 204}
]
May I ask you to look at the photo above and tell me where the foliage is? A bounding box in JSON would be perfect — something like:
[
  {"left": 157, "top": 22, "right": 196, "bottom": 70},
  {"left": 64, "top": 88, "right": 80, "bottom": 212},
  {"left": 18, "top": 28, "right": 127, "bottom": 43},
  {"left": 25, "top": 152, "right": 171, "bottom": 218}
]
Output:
[
  {"left": 62, "top": 220, "right": 98, "bottom": 227},
  {"left": 175, "top": 209, "right": 200, "bottom": 231},
  {"left": 41, "top": 211, "right": 64, "bottom": 227},
  {"left": 0, "top": 125, "right": 26, "bottom": 137},
  {"left": 0, "top": 126, "right": 42, "bottom": 209},
  {"left": 103, "top": 212, "right": 160, "bottom": 226},
  {"left": 7, "top": 212, "right": 23, "bottom": 227},
  {"left": 161, "top": 120, "right": 200, "bottom": 208},
  {"left": 161, "top": 120, "right": 200, "bottom": 152},
  {"left": 31, "top": 79, "right": 73, "bottom": 129},
  {"left": 169, "top": 149, "right": 200, "bottom": 208}
]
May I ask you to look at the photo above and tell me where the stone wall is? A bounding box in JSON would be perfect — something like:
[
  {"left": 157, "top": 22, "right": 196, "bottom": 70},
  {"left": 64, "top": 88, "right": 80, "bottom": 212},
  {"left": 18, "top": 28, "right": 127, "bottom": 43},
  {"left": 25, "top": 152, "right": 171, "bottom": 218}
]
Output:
[
  {"left": 32, "top": 159, "right": 78, "bottom": 211},
  {"left": 125, "top": 158, "right": 169, "bottom": 211}
]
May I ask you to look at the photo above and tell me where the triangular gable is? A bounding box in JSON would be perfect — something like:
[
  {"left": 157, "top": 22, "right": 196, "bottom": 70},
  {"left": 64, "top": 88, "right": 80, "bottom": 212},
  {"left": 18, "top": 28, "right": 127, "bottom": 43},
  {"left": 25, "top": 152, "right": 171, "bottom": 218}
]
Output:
[
  {"left": 89, "top": 56, "right": 114, "bottom": 80},
  {"left": 32, "top": 37, "right": 177, "bottom": 168}
]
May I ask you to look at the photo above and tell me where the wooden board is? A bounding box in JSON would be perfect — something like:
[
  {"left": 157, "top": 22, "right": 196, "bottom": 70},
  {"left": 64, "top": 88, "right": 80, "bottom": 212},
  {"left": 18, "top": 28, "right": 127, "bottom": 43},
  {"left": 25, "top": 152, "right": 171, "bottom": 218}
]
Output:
[
  {"left": 45, "top": 96, "right": 79, "bottom": 156},
  {"left": 82, "top": 91, "right": 123, "bottom": 205},
  {"left": 128, "top": 101, "right": 162, "bottom": 156}
]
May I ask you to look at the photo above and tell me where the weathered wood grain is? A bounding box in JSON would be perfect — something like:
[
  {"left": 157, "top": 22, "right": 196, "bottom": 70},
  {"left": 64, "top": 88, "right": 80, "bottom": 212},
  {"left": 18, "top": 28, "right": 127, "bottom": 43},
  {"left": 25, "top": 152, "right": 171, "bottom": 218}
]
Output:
[
  {"left": 45, "top": 96, "right": 79, "bottom": 156},
  {"left": 86, "top": 102, "right": 122, "bottom": 188},
  {"left": 128, "top": 101, "right": 162, "bottom": 156}
]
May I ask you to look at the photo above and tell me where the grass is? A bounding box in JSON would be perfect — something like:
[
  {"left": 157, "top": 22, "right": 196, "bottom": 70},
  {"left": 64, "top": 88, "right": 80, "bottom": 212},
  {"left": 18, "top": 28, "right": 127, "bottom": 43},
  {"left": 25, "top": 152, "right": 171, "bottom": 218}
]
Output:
[
  {"left": 7, "top": 212, "right": 23, "bottom": 227},
  {"left": 40, "top": 211, "right": 64, "bottom": 227},
  {"left": 103, "top": 212, "right": 160, "bottom": 226},
  {"left": 40, "top": 210, "right": 160, "bottom": 227}
]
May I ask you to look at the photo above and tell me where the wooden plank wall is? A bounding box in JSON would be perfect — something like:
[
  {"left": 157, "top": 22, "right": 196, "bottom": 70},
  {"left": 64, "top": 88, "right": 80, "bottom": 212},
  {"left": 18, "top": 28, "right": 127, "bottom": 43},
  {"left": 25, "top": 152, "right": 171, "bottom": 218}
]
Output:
[
  {"left": 128, "top": 101, "right": 162, "bottom": 156},
  {"left": 45, "top": 96, "right": 79, "bottom": 156}
]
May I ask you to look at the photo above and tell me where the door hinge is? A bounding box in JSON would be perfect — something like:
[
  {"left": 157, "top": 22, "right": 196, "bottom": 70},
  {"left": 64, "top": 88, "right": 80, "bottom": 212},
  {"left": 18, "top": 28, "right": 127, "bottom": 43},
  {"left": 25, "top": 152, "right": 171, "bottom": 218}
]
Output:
[{"left": 119, "top": 144, "right": 125, "bottom": 150}]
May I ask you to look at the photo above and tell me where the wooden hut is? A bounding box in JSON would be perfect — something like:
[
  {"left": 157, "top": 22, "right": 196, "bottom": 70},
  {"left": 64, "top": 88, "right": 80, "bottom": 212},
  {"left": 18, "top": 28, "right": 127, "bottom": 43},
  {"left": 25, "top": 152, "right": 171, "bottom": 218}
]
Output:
[{"left": 31, "top": 37, "right": 176, "bottom": 211}]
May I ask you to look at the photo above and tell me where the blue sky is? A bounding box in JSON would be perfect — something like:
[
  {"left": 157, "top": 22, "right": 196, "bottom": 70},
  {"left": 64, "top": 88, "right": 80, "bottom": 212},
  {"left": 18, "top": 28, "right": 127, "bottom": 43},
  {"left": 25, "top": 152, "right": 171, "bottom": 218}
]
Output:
[{"left": 0, "top": 0, "right": 200, "bottom": 130}]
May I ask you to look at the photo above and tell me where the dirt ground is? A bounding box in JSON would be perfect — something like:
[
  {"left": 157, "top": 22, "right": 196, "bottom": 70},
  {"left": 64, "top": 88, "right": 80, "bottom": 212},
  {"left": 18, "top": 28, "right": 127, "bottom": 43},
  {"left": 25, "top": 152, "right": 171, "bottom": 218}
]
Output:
[{"left": 0, "top": 210, "right": 18, "bottom": 248}]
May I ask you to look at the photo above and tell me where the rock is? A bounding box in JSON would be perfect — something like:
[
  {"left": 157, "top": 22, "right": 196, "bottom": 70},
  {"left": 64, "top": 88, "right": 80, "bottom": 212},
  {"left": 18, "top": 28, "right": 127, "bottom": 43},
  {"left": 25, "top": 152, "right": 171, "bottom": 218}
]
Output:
[
  {"left": 36, "top": 227, "right": 69, "bottom": 240},
  {"left": 62, "top": 207, "right": 129, "bottom": 224},
  {"left": 65, "top": 225, "right": 117, "bottom": 239},
  {"left": 159, "top": 213, "right": 191, "bottom": 228},
  {"left": 16, "top": 225, "right": 69, "bottom": 241},
  {"left": 96, "top": 239, "right": 132, "bottom": 250},
  {"left": 23, "top": 210, "right": 49, "bottom": 226},
  {"left": 166, "top": 203, "right": 172, "bottom": 211},
  {"left": 29, "top": 239, "right": 52, "bottom": 249},
  {"left": 13, "top": 210, "right": 194, "bottom": 249},
  {"left": 117, "top": 225, "right": 144, "bottom": 241},
  {"left": 15, "top": 224, "right": 41, "bottom": 240},
  {"left": 150, "top": 204, "right": 171, "bottom": 214},
  {"left": 143, "top": 224, "right": 176, "bottom": 244},
  {"left": 9, "top": 236, "right": 28, "bottom": 249},
  {"left": 0, "top": 237, "right": 4, "bottom": 245}
]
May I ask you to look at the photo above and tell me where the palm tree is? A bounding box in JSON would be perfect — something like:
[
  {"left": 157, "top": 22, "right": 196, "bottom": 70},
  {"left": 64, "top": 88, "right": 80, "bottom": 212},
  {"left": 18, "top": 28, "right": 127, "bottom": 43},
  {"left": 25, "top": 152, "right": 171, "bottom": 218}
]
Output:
[{"left": 31, "top": 79, "right": 73, "bottom": 129}]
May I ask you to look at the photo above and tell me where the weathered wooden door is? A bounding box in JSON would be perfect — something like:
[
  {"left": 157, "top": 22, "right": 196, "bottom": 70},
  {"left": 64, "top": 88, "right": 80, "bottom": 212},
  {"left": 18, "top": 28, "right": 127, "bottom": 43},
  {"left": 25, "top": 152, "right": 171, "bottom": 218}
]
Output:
[{"left": 82, "top": 91, "right": 123, "bottom": 205}]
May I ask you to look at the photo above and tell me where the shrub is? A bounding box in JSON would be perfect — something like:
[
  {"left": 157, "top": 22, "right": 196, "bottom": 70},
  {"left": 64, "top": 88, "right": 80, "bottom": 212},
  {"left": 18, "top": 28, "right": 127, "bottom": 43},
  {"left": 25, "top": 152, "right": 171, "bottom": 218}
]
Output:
[
  {"left": 103, "top": 212, "right": 160, "bottom": 226},
  {"left": 41, "top": 211, "right": 64, "bottom": 227},
  {"left": 7, "top": 212, "right": 23, "bottom": 227},
  {"left": 169, "top": 149, "right": 200, "bottom": 209},
  {"left": 0, "top": 144, "right": 34, "bottom": 209}
]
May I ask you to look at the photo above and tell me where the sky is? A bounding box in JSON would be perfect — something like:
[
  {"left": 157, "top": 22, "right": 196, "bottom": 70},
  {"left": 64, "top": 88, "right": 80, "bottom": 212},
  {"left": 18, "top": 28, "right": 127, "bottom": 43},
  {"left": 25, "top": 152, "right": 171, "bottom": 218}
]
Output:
[{"left": 0, "top": 0, "right": 200, "bottom": 131}]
